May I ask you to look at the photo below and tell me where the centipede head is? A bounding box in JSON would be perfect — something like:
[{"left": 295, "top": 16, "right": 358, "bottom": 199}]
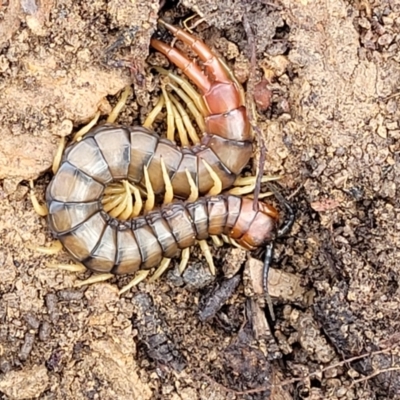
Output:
[{"left": 232, "top": 198, "right": 279, "bottom": 251}]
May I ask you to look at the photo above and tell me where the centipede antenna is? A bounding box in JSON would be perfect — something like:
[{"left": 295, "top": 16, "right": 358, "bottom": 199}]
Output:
[
  {"left": 263, "top": 242, "right": 276, "bottom": 321},
  {"left": 277, "top": 199, "right": 295, "bottom": 238},
  {"left": 266, "top": 182, "right": 296, "bottom": 238}
]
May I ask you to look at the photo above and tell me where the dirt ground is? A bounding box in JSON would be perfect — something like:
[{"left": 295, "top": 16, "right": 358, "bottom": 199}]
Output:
[{"left": 1, "top": 0, "right": 400, "bottom": 399}]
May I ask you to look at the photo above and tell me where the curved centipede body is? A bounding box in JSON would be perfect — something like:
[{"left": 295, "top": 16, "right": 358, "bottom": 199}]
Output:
[
  {"left": 47, "top": 128, "right": 278, "bottom": 273},
  {"left": 44, "top": 22, "right": 279, "bottom": 276}
]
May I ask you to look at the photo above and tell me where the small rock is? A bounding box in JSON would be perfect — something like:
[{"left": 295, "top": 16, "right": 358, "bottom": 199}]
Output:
[{"left": 0, "top": 364, "right": 49, "bottom": 399}]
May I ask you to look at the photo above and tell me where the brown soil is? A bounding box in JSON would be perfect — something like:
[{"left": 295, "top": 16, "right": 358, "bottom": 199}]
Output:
[{"left": 1, "top": 0, "right": 400, "bottom": 399}]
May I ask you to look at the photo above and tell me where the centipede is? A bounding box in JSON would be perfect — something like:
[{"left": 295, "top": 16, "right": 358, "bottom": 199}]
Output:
[{"left": 33, "top": 20, "right": 293, "bottom": 291}]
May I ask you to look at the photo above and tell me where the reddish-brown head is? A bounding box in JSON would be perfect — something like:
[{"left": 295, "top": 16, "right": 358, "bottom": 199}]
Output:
[{"left": 230, "top": 198, "right": 279, "bottom": 250}]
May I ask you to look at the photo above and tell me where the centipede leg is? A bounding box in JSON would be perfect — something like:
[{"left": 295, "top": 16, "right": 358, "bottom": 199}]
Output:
[
  {"left": 185, "top": 169, "right": 199, "bottom": 202},
  {"left": 119, "top": 270, "right": 151, "bottom": 295},
  {"left": 167, "top": 82, "right": 202, "bottom": 141},
  {"left": 144, "top": 165, "right": 155, "bottom": 212},
  {"left": 74, "top": 273, "right": 115, "bottom": 287},
  {"left": 127, "top": 182, "right": 143, "bottom": 218},
  {"left": 47, "top": 262, "right": 86, "bottom": 272},
  {"left": 33, "top": 240, "right": 63, "bottom": 255},
  {"left": 72, "top": 111, "right": 101, "bottom": 142},
  {"left": 161, "top": 85, "right": 175, "bottom": 142},
  {"left": 229, "top": 174, "right": 281, "bottom": 196},
  {"left": 169, "top": 92, "right": 193, "bottom": 146},
  {"left": 149, "top": 258, "right": 172, "bottom": 282},
  {"left": 198, "top": 240, "right": 216, "bottom": 275},
  {"left": 29, "top": 180, "right": 48, "bottom": 217},
  {"left": 154, "top": 67, "right": 207, "bottom": 112},
  {"left": 169, "top": 94, "right": 190, "bottom": 147},
  {"left": 201, "top": 159, "right": 222, "bottom": 196},
  {"left": 178, "top": 247, "right": 190, "bottom": 274},
  {"left": 52, "top": 136, "right": 66, "bottom": 174},
  {"left": 160, "top": 157, "right": 174, "bottom": 204},
  {"left": 221, "top": 235, "right": 248, "bottom": 250},
  {"left": 143, "top": 95, "right": 165, "bottom": 128},
  {"left": 210, "top": 235, "right": 223, "bottom": 247},
  {"left": 107, "top": 86, "right": 133, "bottom": 123}
]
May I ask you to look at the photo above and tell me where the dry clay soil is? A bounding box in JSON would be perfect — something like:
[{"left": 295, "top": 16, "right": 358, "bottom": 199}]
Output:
[{"left": 1, "top": 0, "right": 400, "bottom": 399}]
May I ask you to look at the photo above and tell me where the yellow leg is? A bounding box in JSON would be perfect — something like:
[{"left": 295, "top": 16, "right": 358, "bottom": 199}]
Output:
[
  {"left": 179, "top": 247, "right": 190, "bottom": 274},
  {"left": 107, "top": 86, "right": 133, "bottom": 123},
  {"left": 168, "top": 81, "right": 204, "bottom": 137},
  {"left": 160, "top": 157, "right": 174, "bottom": 205},
  {"left": 118, "top": 180, "right": 133, "bottom": 221},
  {"left": 210, "top": 235, "right": 223, "bottom": 247},
  {"left": 149, "top": 258, "right": 172, "bottom": 282},
  {"left": 183, "top": 14, "right": 206, "bottom": 33},
  {"left": 47, "top": 262, "right": 86, "bottom": 273},
  {"left": 221, "top": 234, "right": 247, "bottom": 250},
  {"left": 197, "top": 240, "right": 216, "bottom": 275},
  {"left": 52, "top": 136, "right": 66, "bottom": 174},
  {"left": 162, "top": 86, "right": 175, "bottom": 142},
  {"left": 104, "top": 185, "right": 126, "bottom": 195},
  {"left": 143, "top": 165, "right": 155, "bottom": 212},
  {"left": 108, "top": 186, "right": 129, "bottom": 219},
  {"left": 169, "top": 92, "right": 199, "bottom": 145},
  {"left": 34, "top": 240, "right": 63, "bottom": 255},
  {"left": 74, "top": 273, "right": 115, "bottom": 287},
  {"left": 143, "top": 95, "right": 165, "bottom": 128},
  {"left": 154, "top": 67, "right": 209, "bottom": 118},
  {"left": 29, "top": 180, "right": 48, "bottom": 217},
  {"left": 127, "top": 182, "right": 143, "bottom": 217},
  {"left": 102, "top": 180, "right": 144, "bottom": 219},
  {"left": 229, "top": 175, "right": 281, "bottom": 196},
  {"left": 202, "top": 159, "right": 222, "bottom": 196},
  {"left": 102, "top": 193, "right": 125, "bottom": 213},
  {"left": 119, "top": 270, "right": 151, "bottom": 295},
  {"left": 169, "top": 94, "right": 190, "bottom": 147},
  {"left": 72, "top": 111, "right": 101, "bottom": 142},
  {"left": 185, "top": 169, "right": 199, "bottom": 202}
]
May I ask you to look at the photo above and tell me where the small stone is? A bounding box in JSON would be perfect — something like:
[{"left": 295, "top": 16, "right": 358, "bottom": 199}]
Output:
[
  {"left": 253, "top": 78, "right": 272, "bottom": 111},
  {"left": 378, "top": 33, "right": 393, "bottom": 46}
]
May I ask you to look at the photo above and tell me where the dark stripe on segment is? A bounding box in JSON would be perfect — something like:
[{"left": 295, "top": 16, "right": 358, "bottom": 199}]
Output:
[
  {"left": 206, "top": 196, "right": 228, "bottom": 236},
  {"left": 113, "top": 224, "right": 142, "bottom": 274},
  {"left": 64, "top": 135, "right": 114, "bottom": 184},
  {"left": 162, "top": 202, "right": 196, "bottom": 249},
  {"left": 46, "top": 161, "right": 105, "bottom": 204},
  {"left": 185, "top": 197, "right": 209, "bottom": 240},
  {"left": 92, "top": 125, "right": 131, "bottom": 180},
  {"left": 145, "top": 210, "right": 180, "bottom": 259},
  {"left": 57, "top": 211, "right": 107, "bottom": 262},
  {"left": 224, "top": 195, "right": 242, "bottom": 236},
  {"left": 128, "top": 126, "right": 159, "bottom": 183},
  {"left": 84, "top": 223, "right": 117, "bottom": 273},
  {"left": 47, "top": 200, "right": 101, "bottom": 235},
  {"left": 132, "top": 217, "right": 163, "bottom": 269}
]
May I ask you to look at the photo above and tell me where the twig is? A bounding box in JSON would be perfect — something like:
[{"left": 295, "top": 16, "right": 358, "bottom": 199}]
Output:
[
  {"left": 242, "top": 14, "right": 266, "bottom": 212},
  {"left": 201, "top": 345, "right": 400, "bottom": 394},
  {"left": 350, "top": 367, "right": 400, "bottom": 388}
]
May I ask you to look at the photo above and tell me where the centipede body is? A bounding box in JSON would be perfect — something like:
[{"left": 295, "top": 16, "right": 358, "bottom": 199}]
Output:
[
  {"left": 46, "top": 124, "right": 279, "bottom": 274},
  {"left": 44, "top": 21, "right": 281, "bottom": 277}
]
